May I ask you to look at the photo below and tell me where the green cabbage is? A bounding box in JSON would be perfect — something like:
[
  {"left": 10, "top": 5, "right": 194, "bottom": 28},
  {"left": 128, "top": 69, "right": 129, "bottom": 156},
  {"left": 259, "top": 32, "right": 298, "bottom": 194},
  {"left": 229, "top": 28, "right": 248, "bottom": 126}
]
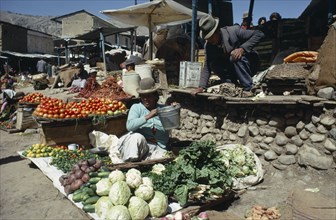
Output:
[
  {"left": 106, "top": 205, "right": 131, "bottom": 220},
  {"left": 95, "top": 196, "right": 113, "bottom": 219},
  {"left": 109, "top": 170, "right": 125, "bottom": 184},
  {"left": 128, "top": 196, "right": 150, "bottom": 220},
  {"left": 126, "top": 168, "right": 142, "bottom": 188},
  {"left": 142, "top": 177, "right": 153, "bottom": 187},
  {"left": 134, "top": 184, "right": 154, "bottom": 201},
  {"left": 109, "top": 181, "right": 131, "bottom": 205},
  {"left": 96, "top": 178, "right": 112, "bottom": 196},
  {"left": 148, "top": 191, "right": 168, "bottom": 217}
]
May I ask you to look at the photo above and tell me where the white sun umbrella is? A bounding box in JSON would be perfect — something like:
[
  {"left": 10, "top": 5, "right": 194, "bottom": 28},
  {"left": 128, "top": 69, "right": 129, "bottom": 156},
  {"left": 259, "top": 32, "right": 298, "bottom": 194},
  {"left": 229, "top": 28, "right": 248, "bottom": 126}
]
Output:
[{"left": 101, "top": 0, "right": 207, "bottom": 60}]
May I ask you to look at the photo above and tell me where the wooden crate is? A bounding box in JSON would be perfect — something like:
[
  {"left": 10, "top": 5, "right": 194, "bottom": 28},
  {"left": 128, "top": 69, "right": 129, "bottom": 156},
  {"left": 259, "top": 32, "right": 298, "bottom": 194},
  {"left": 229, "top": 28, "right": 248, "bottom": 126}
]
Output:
[
  {"left": 39, "top": 115, "right": 127, "bottom": 147},
  {"left": 16, "top": 108, "right": 39, "bottom": 130}
]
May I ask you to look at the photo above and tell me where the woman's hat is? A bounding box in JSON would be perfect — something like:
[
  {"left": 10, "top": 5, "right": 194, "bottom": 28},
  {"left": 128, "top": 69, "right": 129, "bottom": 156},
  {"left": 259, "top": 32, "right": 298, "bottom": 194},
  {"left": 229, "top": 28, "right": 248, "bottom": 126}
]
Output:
[
  {"left": 199, "top": 14, "right": 219, "bottom": 40},
  {"left": 124, "top": 59, "right": 135, "bottom": 66},
  {"left": 136, "top": 78, "right": 160, "bottom": 94}
]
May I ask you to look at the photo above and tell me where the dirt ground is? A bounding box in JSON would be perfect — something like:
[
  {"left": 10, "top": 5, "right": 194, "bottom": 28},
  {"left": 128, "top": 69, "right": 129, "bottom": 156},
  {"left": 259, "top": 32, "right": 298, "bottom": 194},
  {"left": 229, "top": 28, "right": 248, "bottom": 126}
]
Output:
[
  {"left": 0, "top": 88, "right": 335, "bottom": 220},
  {"left": 1, "top": 127, "right": 335, "bottom": 220}
]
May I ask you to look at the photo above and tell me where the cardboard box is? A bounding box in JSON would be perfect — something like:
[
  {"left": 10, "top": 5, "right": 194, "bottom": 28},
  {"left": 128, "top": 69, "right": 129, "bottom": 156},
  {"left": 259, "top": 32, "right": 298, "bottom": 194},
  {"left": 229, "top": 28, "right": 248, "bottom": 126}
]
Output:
[{"left": 179, "top": 61, "right": 202, "bottom": 88}]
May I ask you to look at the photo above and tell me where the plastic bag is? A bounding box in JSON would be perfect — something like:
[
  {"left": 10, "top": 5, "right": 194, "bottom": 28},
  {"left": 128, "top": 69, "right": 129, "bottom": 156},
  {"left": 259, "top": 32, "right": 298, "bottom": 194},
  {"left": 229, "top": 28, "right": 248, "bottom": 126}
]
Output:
[
  {"left": 89, "top": 130, "right": 123, "bottom": 164},
  {"left": 216, "top": 144, "right": 264, "bottom": 190}
]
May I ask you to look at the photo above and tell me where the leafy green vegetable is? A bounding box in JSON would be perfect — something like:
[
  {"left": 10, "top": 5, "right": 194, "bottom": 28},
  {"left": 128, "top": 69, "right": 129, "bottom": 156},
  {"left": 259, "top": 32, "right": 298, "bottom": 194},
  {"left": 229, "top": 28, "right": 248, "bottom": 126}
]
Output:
[
  {"left": 219, "top": 145, "right": 257, "bottom": 177},
  {"left": 145, "top": 141, "right": 233, "bottom": 206}
]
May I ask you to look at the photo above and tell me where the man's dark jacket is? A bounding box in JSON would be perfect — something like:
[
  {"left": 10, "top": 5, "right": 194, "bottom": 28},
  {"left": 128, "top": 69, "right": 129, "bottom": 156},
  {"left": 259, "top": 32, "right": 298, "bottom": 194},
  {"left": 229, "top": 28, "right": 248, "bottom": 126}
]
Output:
[{"left": 199, "top": 25, "right": 264, "bottom": 88}]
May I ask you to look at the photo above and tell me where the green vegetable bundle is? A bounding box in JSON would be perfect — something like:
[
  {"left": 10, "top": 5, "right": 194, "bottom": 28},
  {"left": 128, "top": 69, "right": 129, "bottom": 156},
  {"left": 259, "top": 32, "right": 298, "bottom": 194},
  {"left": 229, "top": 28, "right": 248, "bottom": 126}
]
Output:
[
  {"left": 51, "top": 149, "right": 111, "bottom": 173},
  {"left": 146, "top": 141, "right": 233, "bottom": 206},
  {"left": 219, "top": 144, "right": 257, "bottom": 178}
]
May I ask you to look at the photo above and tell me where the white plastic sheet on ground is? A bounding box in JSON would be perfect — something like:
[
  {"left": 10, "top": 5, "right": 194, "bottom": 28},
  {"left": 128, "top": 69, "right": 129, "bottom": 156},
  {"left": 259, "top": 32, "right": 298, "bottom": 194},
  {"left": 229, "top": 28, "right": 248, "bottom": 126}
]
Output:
[
  {"left": 17, "top": 151, "right": 182, "bottom": 218},
  {"left": 17, "top": 151, "right": 100, "bottom": 219},
  {"left": 216, "top": 144, "right": 264, "bottom": 190}
]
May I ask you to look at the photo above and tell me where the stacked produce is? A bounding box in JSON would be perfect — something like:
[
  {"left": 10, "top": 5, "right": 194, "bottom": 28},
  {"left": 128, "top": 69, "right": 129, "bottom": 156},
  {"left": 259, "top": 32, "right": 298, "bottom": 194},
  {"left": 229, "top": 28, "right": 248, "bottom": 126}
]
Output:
[
  {"left": 50, "top": 148, "right": 111, "bottom": 173},
  {"left": 19, "top": 92, "right": 46, "bottom": 104},
  {"left": 33, "top": 97, "right": 127, "bottom": 119},
  {"left": 89, "top": 76, "right": 130, "bottom": 100},
  {"left": 144, "top": 141, "right": 233, "bottom": 206},
  {"left": 22, "top": 143, "right": 55, "bottom": 158},
  {"left": 70, "top": 168, "right": 169, "bottom": 220},
  {"left": 75, "top": 77, "right": 101, "bottom": 98},
  {"left": 245, "top": 205, "right": 281, "bottom": 220},
  {"left": 145, "top": 141, "right": 257, "bottom": 206},
  {"left": 59, "top": 158, "right": 104, "bottom": 195},
  {"left": 0, "top": 121, "right": 15, "bottom": 129},
  {"left": 219, "top": 145, "right": 257, "bottom": 177}
]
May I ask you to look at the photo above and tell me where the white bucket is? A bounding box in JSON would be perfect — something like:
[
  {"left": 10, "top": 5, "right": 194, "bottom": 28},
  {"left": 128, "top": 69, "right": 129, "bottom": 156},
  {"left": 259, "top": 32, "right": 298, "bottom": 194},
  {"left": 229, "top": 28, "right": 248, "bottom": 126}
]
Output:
[
  {"left": 157, "top": 104, "right": 181, "bottom": 130},
  {"left": 122, "top": 72, "right": 141, "bottom": 97},
  {"left": 135, "top": 64, "right": 153, "bottom": 79}
]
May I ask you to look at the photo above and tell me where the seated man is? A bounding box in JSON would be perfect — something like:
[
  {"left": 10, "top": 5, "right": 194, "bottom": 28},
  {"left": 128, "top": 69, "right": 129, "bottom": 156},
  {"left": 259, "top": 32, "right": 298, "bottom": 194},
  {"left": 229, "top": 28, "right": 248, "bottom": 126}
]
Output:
[
  {"left": 193, "top": 14, "right": 264, "bottom": 97},
  {"left": 117, "top": 78, "right": 170, "bottom": 162}
]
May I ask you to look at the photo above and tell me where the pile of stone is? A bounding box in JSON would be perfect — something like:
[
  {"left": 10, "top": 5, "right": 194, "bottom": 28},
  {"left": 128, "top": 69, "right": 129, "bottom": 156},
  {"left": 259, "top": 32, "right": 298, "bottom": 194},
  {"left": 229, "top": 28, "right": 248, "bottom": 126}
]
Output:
[{"left": 171, "top": 106, "right": 336, "bottom": 170}]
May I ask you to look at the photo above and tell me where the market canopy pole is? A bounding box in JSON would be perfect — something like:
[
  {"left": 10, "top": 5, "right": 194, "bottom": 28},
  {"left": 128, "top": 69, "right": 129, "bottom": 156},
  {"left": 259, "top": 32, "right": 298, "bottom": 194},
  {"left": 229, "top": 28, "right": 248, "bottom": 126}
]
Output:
[
  {"left": 247, "top": 0, "right": 255, "bottom": 28},
  {"left": 100, "top": 31, "right": 107, "bottom": 75},
  {"left": 191, "top": 0, "right": 198, "bottom": 62}
]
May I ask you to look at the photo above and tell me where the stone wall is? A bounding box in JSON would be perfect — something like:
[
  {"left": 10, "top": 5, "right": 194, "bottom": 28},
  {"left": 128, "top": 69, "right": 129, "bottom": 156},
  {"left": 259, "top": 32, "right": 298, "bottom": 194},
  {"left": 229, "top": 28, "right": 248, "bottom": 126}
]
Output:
[{"left": 170, "top": 95, "right": 336, "bottom": 170}]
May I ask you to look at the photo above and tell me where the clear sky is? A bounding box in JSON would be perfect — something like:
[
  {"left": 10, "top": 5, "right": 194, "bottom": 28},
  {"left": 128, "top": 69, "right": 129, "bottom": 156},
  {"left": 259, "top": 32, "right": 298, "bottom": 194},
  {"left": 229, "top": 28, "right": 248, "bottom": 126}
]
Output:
[{"left": 1, "top": 0, "right": 311, "bottom": 24}]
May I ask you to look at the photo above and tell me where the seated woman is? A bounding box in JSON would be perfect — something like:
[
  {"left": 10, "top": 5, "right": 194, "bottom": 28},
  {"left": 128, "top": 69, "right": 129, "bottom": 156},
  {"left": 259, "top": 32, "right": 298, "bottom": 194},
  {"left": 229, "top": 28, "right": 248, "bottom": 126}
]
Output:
[
  {"left": 117, "top": 78, "right": 172, "bottom": 162},
  {"left": 1, "top": 89, "right": 24, "bottom": 121}
]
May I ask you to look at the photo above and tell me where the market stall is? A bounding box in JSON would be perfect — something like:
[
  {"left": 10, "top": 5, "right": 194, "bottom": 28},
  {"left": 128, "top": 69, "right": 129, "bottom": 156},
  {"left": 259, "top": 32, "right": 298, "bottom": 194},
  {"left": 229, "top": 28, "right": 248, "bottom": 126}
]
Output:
[{"left": 18, "top": 139, "right": 265, "bottom": 220}]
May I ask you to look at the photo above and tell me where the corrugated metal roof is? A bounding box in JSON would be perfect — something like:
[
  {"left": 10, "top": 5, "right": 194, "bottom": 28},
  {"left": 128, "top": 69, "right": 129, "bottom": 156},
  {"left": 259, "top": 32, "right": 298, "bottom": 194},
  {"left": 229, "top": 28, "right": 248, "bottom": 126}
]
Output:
[{"left": 0, "top": 51, "right": 59, "bottom": 58}]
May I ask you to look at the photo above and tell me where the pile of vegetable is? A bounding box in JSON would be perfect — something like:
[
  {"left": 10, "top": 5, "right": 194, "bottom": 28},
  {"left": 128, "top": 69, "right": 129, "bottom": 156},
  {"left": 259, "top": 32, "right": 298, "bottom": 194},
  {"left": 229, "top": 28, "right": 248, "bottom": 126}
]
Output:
[
  {"left": 51, "top": 148, "right": 111, "bottom": 173},
  {"left": 22, "top": 143, "right": 55, "bottom": 158},
  {"left": 19, "top": 92, "right": 46, "bottom": 104},
  {"left": 33, "top": 97, "right": 127, "bottom": 119},
  {"left": 59, "top": 158, "right": 103, "bottom": 195},
  {"left": 89, "top": 76, "right": 130, "bottom": 100},
  {"left": 219, "top": 145, "right": 257, "bottom": 177},
  {"left": 75, "top": 77, "right": 101, "bottom": 98},
  {"left": 245, "top": 205, "right": 281, "bottom": 220},
  {"left": 145, "top": 141, "right": 234, "bottom": 206},
  {"left": 71, "top": 168, "right": 110, "bottom": 213},
  {"left": 0, "top": 120, "right": 15, "bottom": 129},
  {"left": 78, "top": 168, "right": 169, "bottom": 220}
]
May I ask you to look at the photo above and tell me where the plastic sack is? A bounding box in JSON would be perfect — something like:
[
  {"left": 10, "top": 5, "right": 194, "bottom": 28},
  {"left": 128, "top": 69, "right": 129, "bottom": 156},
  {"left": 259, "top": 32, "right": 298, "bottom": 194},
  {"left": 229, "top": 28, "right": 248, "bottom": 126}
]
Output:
[
  {"left": 89, "top": 130, "right": 123, "bottom": 164},
  {"left": 216, "top": 144, "right": 264, "bottom": 190}
]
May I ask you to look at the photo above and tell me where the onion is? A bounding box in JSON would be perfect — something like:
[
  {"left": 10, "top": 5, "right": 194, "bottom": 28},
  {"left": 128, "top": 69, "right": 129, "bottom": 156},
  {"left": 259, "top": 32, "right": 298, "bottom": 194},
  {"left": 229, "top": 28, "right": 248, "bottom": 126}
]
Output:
[
  {"left": 74, "top": 170, "right": 84, "bottom": 179},
  {"left": 85, "top": 167, "right": 93, "bottom": 173},
  {"left": 72, "top": 164, "right": 80, "bottom": 172},
  {"left": 81, "top": 173, "right": 90, "bottom": 183},
  {"left": 64, "top": 185, "right": 73, "bottom": 195},
  {"left": 93, "top": 160, "right": 102, "bottom": 169},
  {"left": 80, "top": 165, "right": 88, "bottom": 172},
  {"left": 59, "top": 175, "right": 67, "bottom": 186},
  {"left": 67, "top": 174, "right": 77, "bottom": 185},
  {"left": 70, "top": 179, "right": 83, "bottom": 191},
  {"left": 80, "top": 160, "right": 88, "bottom": 166}
]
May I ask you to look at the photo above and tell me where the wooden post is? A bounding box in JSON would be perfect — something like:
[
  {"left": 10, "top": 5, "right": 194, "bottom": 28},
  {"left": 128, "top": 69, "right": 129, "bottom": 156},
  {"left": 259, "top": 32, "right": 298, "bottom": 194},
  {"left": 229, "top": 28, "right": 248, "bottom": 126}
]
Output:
[{"left": 153, "top": 60, "right": 168, "bottom": 100}]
